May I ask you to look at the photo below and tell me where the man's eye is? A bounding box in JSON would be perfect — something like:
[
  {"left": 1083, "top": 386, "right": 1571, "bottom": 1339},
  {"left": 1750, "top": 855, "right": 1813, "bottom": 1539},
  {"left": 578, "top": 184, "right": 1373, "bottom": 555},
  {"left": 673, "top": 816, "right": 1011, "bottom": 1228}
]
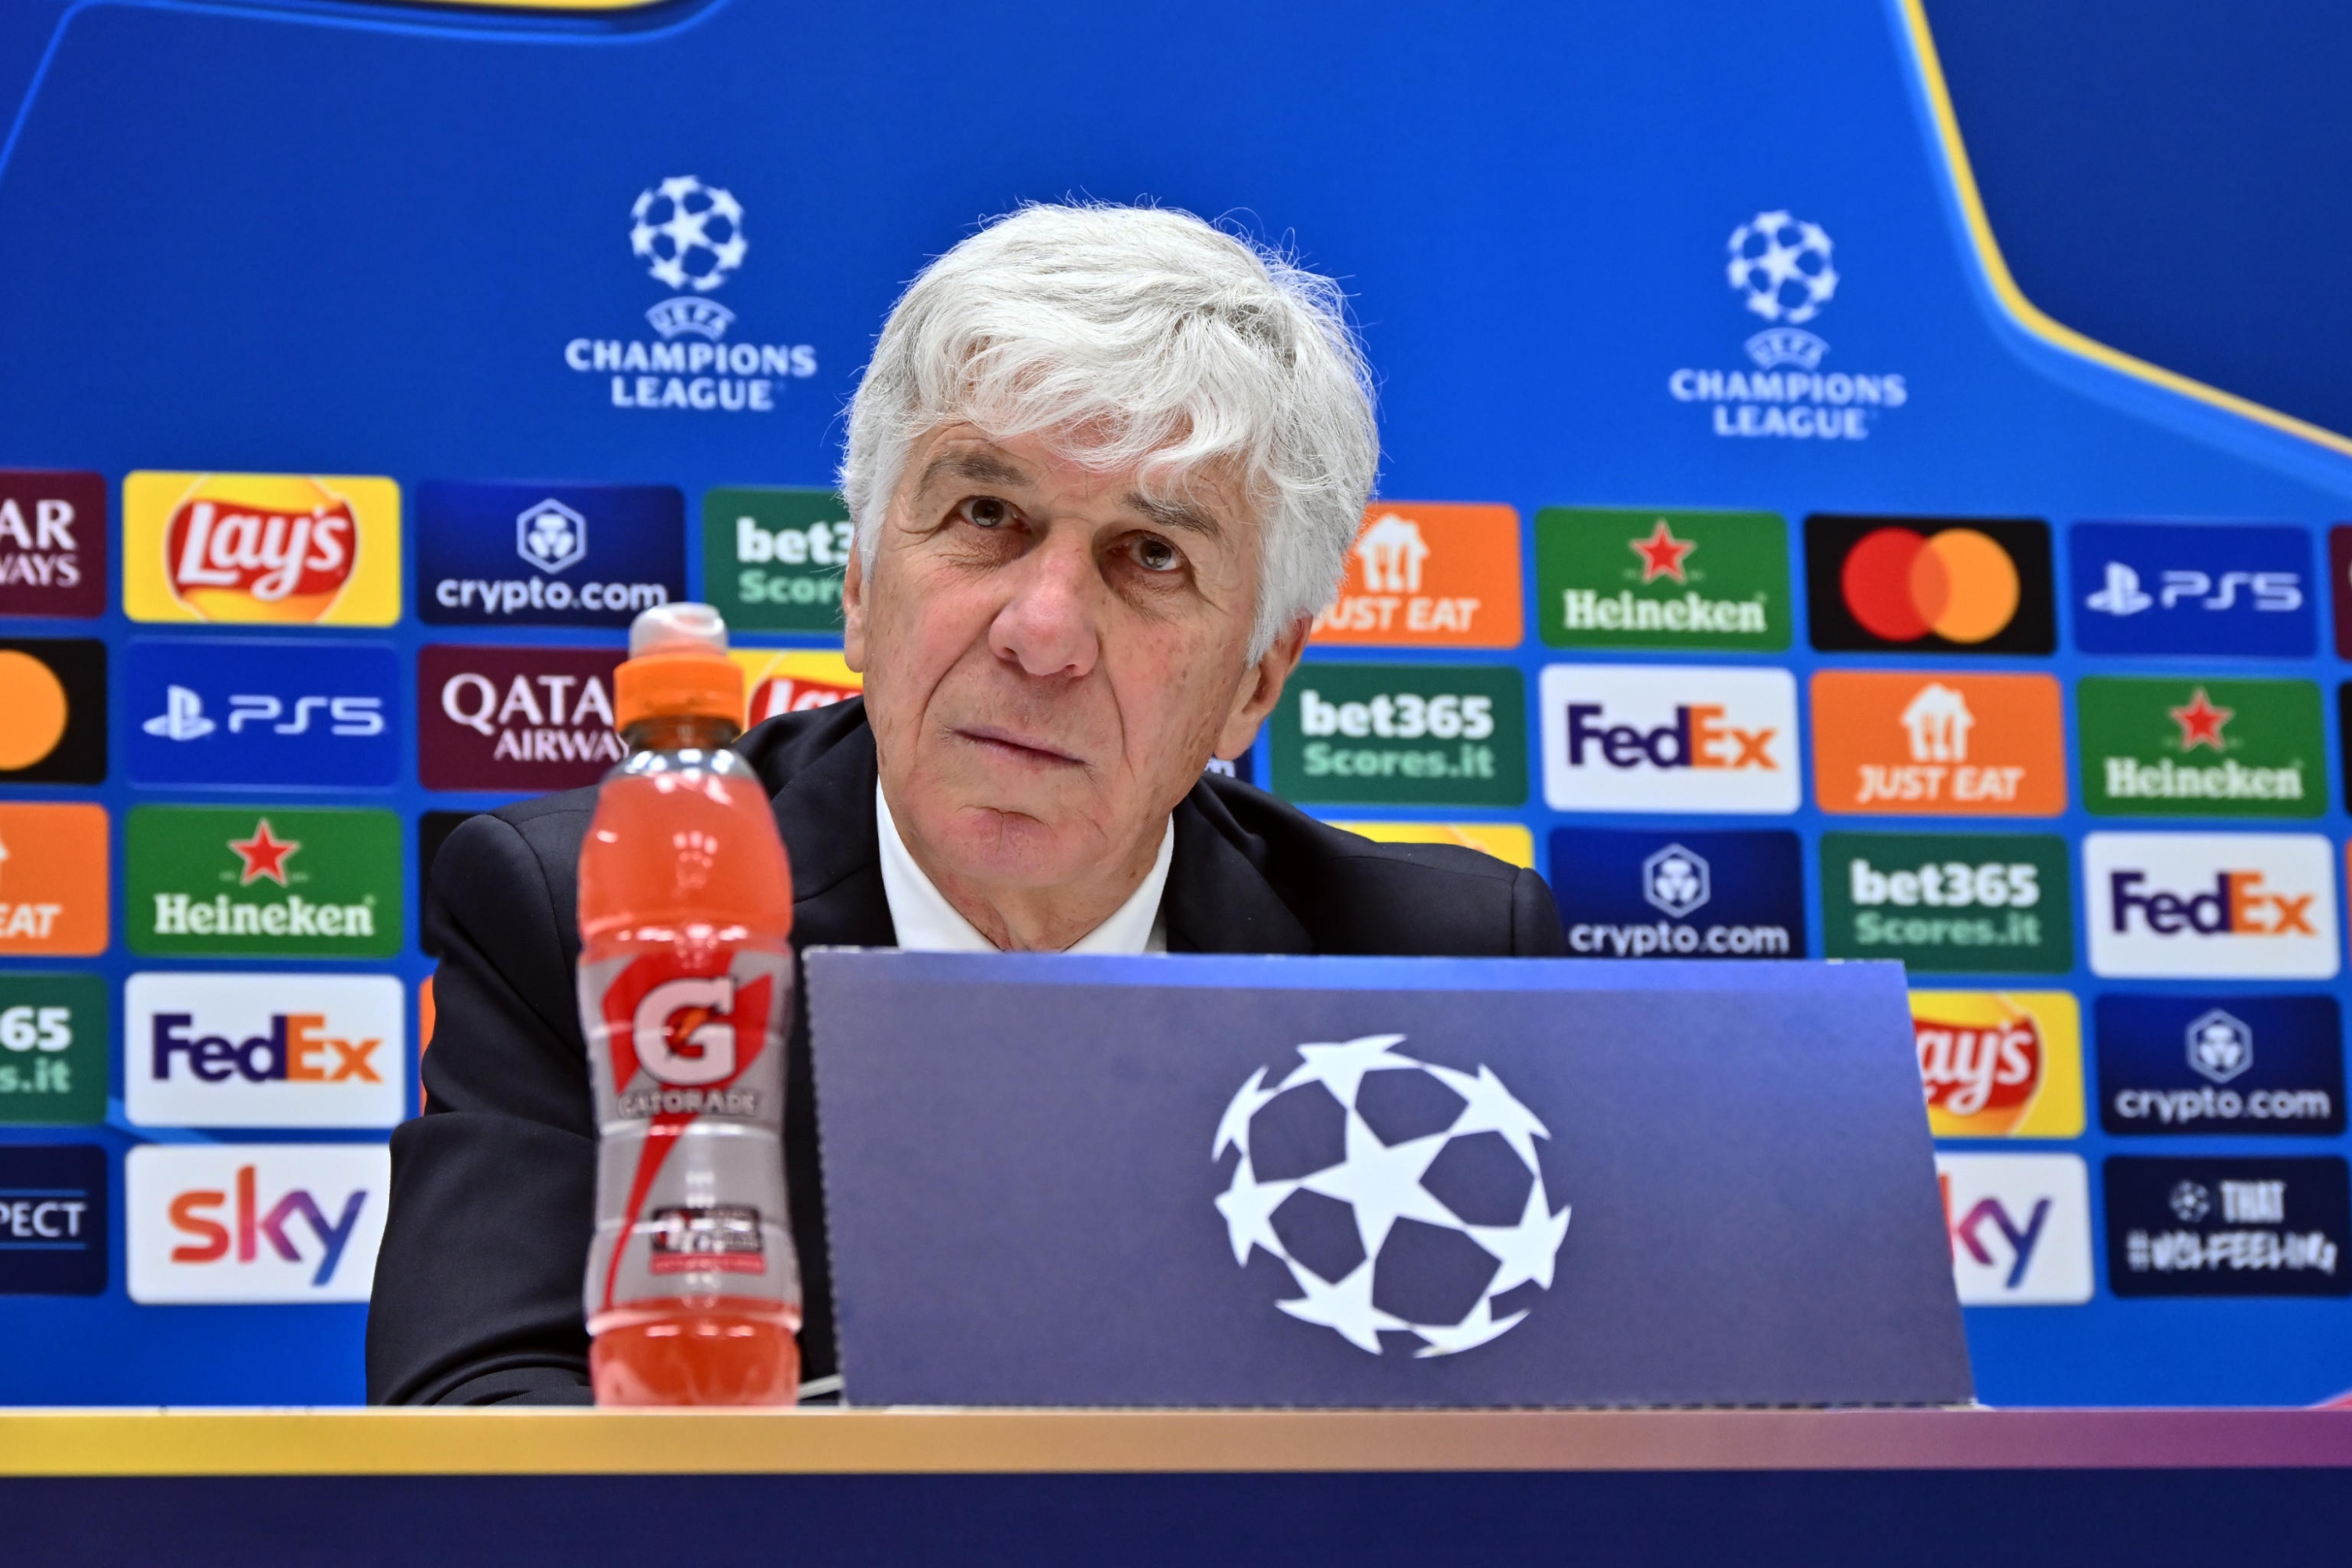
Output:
[
  {"left": 1134, "top": 535, "right": 1181, "bottom": 573},
  {"left": 961, "top": 496, "right": 1011, "bottom": 528}
]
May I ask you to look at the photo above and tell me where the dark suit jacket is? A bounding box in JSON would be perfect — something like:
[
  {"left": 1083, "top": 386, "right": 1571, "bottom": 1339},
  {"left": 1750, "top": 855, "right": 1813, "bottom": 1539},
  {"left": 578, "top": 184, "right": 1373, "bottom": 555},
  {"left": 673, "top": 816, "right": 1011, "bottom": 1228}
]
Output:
[{"left": 366, "top": 697, "right": 1566, "bottom": 1404}]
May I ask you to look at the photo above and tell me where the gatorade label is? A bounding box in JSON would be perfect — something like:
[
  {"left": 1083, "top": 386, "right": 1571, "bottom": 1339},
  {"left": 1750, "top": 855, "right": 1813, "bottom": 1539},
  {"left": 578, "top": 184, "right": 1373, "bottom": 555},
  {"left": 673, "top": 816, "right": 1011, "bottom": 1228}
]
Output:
[{"left": 578, "top": 943, "right": 797, "bottom": 1316}]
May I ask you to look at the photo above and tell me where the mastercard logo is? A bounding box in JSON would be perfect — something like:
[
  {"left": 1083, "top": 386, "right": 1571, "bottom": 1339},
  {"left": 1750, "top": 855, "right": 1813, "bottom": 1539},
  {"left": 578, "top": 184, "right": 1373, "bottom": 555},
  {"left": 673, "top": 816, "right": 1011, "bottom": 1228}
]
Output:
[
  {"left": 0, "top": 639, "right": 104, "bottom": 784},
  {"left": 1840, "top": 527, "right": 2018, "bottom": 644},
  {"left": 0, "top": 650, "right": 68, "bottom": 771}
]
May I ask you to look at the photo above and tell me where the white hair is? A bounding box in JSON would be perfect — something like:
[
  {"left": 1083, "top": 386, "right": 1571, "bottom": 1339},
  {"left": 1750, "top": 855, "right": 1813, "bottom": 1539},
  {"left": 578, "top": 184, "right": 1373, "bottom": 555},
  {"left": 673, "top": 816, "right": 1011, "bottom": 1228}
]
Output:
[{"left": 840, "top": 202, "right": 1379, "bottom": 659}]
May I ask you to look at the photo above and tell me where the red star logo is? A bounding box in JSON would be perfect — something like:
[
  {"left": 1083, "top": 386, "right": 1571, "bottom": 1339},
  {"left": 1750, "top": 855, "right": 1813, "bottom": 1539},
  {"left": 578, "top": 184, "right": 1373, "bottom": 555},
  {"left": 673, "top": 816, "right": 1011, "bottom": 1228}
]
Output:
[
  {"left": 1629, "top": 519, "right": 1697, "bottom": 583},
  {"left": 229, "top": 818, "right": 301, "bottom": 886},
  {"left": 2169, "top": 688, "right": 2233, "bottom": 753}
]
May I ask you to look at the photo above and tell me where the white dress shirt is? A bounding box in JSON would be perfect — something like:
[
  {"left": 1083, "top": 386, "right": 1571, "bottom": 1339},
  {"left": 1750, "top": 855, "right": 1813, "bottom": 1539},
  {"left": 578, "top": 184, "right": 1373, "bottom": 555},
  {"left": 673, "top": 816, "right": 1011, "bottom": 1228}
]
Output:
[{"left": 874, "top": 783, "right": 1171, "bottom": 954}]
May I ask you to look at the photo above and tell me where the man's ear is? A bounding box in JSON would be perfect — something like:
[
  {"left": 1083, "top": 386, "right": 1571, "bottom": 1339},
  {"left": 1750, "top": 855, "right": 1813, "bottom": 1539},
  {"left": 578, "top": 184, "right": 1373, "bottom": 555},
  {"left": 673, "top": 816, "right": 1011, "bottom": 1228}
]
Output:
[
  {"left": 840, "top": 535, "right": 868, "bottom": 674},
  {"left": 1214, "top": 615, "right": 1310, "bottom": 760}
]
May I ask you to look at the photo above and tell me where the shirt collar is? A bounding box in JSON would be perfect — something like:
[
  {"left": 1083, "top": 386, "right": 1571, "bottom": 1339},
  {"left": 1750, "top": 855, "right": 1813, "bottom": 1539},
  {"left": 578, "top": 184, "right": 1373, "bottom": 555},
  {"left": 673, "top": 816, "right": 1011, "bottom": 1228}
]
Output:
[{"left": 874, "top": 782, "right": 1172, "bottom": 954}]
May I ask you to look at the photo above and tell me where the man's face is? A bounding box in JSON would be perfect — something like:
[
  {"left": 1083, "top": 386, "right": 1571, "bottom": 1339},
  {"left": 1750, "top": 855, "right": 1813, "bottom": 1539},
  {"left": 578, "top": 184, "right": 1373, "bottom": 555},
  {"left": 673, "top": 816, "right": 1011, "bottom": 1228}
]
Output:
[{"left": 844, "top": 425, "right": 1300, "bottom": 895}]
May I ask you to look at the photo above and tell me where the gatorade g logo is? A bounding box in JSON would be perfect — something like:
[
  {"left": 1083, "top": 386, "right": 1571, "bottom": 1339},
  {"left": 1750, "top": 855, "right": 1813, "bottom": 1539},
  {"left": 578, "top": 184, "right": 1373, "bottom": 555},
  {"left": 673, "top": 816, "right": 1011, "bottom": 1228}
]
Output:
[
  {"left": 1806, "top": 515, "right": 2054, "bottom": 655},
  {"left": 635, "top": 977, "right": 742, "bottom": 1085},
  {"left": 2085, "top": 833, "right": 2338, "bottom": 979},
  {"left": 125, "top": 472, "right": 401, "bottom": 626},
  {"left": 598, "top": 955, "right": 775, "bottom": 1118}
]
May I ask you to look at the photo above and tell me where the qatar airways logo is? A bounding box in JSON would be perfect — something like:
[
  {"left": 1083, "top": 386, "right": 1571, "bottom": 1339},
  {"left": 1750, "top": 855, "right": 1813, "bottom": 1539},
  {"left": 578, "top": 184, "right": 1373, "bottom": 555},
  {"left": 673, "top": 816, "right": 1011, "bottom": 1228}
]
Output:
[{"left": 2085, "top": 833, "right": 2339, "bottom": 980}]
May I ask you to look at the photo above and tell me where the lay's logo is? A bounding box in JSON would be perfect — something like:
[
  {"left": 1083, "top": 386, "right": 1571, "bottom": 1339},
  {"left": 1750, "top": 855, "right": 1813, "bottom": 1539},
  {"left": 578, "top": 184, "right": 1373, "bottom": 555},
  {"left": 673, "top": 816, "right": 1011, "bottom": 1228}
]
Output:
[
  {"left": 1909, "top": 990, "right": 2084, "bottom": 1138},
  {"left": 125, "top": 472, "right": 401, "bottom": 626},
  {"left": 731, "top": 648, "right": 862, "bottom": 728}
]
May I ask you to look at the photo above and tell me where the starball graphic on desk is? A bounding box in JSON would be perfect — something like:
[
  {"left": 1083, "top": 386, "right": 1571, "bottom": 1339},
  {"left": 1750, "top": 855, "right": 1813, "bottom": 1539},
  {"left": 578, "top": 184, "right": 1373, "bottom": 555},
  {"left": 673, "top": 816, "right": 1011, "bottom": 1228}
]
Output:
[{"left": 2, "top": 0, "right": 2351, "bottom": 1410}]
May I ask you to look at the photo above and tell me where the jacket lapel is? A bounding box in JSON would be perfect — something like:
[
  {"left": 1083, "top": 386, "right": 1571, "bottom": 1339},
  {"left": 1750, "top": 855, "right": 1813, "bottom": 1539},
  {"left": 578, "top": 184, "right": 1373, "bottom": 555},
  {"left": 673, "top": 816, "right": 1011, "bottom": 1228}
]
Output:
[
  {"left": 770, "top": 717, "right": 897, "bottom": 949},
  {"left": 1163, "top": 785, "right": 1312, "bottom": 955}
]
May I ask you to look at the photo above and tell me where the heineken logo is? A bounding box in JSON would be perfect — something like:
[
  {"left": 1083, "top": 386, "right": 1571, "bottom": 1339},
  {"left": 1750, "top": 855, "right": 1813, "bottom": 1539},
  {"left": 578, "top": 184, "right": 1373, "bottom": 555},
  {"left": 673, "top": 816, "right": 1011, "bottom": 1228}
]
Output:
[
  {"left": 1537, "top": 507, "right": 1788, "bottom": 651},
  {"left": 129, "top": 807, "right": 401, "bottom": 957},
  {"left": 2079, "top": 677, "right": 2321, "bottom": 818}
]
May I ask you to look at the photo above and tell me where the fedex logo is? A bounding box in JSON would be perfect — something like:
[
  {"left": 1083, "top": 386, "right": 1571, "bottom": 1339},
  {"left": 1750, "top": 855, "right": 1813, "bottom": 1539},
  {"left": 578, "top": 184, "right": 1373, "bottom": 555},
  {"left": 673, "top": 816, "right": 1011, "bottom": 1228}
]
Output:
[
  {"left": 127, "top": 1143, "right": 387, "bottom": 1303},
  {"left": 1933, "top": 1152, "right": 2092, "bottom": 1305},
  {"left": 125, "top": 973, "right": 405, "bottom": 1129},
  {"left": 2085, "top": 833, "right": 2338, "bottom": 979},
  {"left": 1541, "top": 664, "right": 1798, "bottom": 813}
]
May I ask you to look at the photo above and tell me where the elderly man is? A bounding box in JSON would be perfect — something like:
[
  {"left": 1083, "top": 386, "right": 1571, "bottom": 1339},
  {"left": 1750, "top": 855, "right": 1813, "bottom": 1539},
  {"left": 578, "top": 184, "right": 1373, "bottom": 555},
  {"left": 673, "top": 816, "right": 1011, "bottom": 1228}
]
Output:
[{"left": 368, "top": 202, "right": 1565, "bottom": 1405}]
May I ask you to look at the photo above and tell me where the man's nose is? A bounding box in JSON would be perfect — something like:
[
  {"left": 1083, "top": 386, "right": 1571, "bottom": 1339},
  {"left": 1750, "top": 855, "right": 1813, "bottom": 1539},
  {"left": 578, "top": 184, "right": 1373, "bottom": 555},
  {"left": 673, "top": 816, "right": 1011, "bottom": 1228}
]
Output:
[{"left": 989, "top": 533, "right": 1102, "bottom": 680}]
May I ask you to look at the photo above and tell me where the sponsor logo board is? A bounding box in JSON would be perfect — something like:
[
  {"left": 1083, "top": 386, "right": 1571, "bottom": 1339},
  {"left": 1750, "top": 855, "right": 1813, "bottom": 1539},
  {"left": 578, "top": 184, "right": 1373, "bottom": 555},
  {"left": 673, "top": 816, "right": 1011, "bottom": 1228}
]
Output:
[
  {"left": 0, "top": 638, "right": 105, "bottom": 784},
  {"left": 0, "top": 803, "right": 109, "bottom": 956},
  {"left": 2097, "top": 994, "right": 2343, "bottom": 1137},
  {"left": 1272, "top": 664, "right": 1525, "bottom": 807},
  {"left": 730, "top": 647, "right": 862, "bottom": 728},
  {"left": 126, "top": 1143, "right": 387, "bottom": 1304},
  {"left": 127, "top": 807, "right": 400, "bottom": 959},
  {"left": 1910, "top": 991, "right": 2083, "bottom": 1138},
  {"left": 124, "top": 472, "right": 400, "bottom": 626},
  {"left": 0, "top": 470, "right": 106, "bottom": 618},
  {"left": 1534, "top": 507, "right": 1787, "bottom": 652},
  {"left": 1327, "top": 822, "right": 1534, "bottom": 869},
  {"left": 703, "top": 486, "right": 851, "bottom": 632},
  {"left": 0, "top": 1145, "right": 106, "bottom": 1295},
  {"left": 1805, "top": 515, "right": 2054, "bottom": 654},
  {"left": 2106, "top": 1156, "right": 2350, "bottom": 1298},
  {"left": 1819, "top": 833, "right": 2072, "bottom": 974},
  {"left": 125, "top": 637, "right": 396, "bottom": 789},
  {"left": 1311, "top": 503, "right": 1523, "bottom": 648},
  {"left": 1810, "top": 671, "right": 2064, "bottom": 816},
  {"left": 2083, "top": 832, "right": 2337, "bottom": 980},
  {"left": 125, "top": 972, "right": 404, "bottom": 1129},
  {"left": 2328, "top": 526, "right": 2352, "bottom": 657},
  {"left": 1548, "top": 828, "right": 1803, "bottom": 958},
  {"left": 1540, "top": 664, "right": 1798, "bottom": 813},
  {"left": 416, "top": 481, "right": 685, "bottom": 627},
  {"left": 0, "top": 974, "right": 107, "bottom": 1127},
  {"left": 2081, "top": 677, "right": 2322, "bottom": 818},
  {"left": 1935, "top": 1152, "right": 2093, "bottom": 1305},
  {"left": 2071, "top": 521, "right": 2314, "bottom": 658},
  {"left": 419, "top": 645, "right": 625, "bottom": 792}
]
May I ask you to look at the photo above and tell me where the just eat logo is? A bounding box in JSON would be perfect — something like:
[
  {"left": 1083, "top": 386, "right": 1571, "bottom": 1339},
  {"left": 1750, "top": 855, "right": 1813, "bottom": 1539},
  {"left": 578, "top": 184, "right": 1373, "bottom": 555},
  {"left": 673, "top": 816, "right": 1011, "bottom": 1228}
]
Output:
[{"left": 127, "top": 1143, "right": 387, "bottom": 1303}]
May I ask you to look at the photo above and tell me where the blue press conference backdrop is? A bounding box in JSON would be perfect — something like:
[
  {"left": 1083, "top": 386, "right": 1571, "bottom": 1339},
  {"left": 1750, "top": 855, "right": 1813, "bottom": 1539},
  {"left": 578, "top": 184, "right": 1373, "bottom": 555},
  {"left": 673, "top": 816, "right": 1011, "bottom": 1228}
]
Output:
[{"left": 4, "top": 0, "right": 2352, "bottom": 1406}]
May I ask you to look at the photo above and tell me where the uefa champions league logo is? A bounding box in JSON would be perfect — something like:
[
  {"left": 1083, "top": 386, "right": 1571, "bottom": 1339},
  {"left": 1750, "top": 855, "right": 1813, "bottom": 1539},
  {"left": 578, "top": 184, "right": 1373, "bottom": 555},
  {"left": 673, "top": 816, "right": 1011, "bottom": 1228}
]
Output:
[
  {"left": 1726, "top": 210, "right": 1837, "bottom": 325},
  {"left": 1213, "top": 1034, "right": 1570, "bottom": 1358},
  {"left": 630, "top": 175, "right": 748, "bottom": 294}
]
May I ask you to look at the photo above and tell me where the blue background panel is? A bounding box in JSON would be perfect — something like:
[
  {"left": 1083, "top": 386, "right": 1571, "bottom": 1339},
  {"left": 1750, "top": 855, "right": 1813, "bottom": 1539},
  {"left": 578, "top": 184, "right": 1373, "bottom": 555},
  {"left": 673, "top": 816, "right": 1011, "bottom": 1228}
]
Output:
[{"left": 2, "top": 0, "right": 2352, "bottom": 1406}]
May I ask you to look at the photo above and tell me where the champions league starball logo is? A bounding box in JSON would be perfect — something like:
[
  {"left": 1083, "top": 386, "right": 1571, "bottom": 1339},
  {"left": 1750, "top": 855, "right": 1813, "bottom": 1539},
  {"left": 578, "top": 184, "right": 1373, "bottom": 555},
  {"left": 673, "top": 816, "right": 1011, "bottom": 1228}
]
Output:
[
  {"left": 1666, "top": 206, "right": 1906, "bottom": 439},
  {"left": 1213, "top": 1034, "right": 1570, "bottom": 1357},
  {"left": 630, "top": 175, "right": 747, "bottom": 295}
]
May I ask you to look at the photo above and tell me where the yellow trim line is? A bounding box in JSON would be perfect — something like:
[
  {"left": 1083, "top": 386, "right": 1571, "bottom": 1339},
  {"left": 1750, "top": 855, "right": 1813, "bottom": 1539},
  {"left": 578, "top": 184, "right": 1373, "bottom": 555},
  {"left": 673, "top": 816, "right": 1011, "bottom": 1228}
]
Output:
[
  {"left": 2, "top": 1407, "right": 2350, "bottom": 1477},
  {"left": 1898, "top": 0, "right": 2352, "bottom": 461}
]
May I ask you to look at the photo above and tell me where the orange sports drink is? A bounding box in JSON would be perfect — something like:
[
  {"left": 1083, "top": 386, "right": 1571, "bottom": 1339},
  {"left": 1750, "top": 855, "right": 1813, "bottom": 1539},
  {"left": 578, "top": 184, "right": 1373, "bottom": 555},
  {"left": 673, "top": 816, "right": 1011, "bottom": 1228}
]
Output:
[{"left": 577, "top": 604, "right": 802, "bottom": 1405}]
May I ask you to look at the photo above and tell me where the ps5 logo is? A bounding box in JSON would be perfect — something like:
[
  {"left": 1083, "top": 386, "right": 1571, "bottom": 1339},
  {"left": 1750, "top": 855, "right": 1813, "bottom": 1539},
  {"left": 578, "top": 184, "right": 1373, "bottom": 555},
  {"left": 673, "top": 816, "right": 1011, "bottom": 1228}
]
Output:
[
  {"left": 2085, "top": 561, "right": 2301, "bottom": 618},
  {"left": 143, "top": 687, "right": 385, "bottom": 742}
]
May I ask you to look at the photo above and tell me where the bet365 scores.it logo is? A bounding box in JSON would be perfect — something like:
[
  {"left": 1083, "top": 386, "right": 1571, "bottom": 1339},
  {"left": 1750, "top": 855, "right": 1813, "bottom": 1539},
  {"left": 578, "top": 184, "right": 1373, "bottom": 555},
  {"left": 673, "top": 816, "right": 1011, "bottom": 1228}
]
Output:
[
  {"left": 561, "top": 175, "right": 818, "bottom": 414},
  {"left": 1665, "top": 209, "right": 1910, "bottom": 441}
]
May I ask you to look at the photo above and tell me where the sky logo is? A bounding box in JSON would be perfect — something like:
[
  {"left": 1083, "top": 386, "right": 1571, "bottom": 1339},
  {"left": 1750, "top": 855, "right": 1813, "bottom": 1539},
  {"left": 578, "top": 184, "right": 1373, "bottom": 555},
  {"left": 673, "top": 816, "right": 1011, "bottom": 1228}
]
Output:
[
  {"left": 1933, "top": 1152, "right": 2092, "bottom": 1305},
  {"left": 2084, "top": 833, "right": 2338, "bottom": 979},
  {"left": 1540, "top": 664, "right": 1798, "bottom": 812},
  {"left": 128, "top": 1143, "right": 387, "bottom": 1303},
  {"left": 124, "top": 637, "right": 397, "bottom": 789},
  {"left": 125, "top": 972, "right": 404, "bottom": 1129},
  {"left": 2071, "top": 522, "right": 2315, "bottom": 657}
]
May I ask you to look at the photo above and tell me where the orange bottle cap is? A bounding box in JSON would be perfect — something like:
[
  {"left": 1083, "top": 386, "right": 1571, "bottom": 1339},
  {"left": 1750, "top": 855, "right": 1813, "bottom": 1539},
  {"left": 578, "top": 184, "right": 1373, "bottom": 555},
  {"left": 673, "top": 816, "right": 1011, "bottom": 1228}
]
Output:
[{"left": 615, "top": 651, "right": 744, "bottom": 731}]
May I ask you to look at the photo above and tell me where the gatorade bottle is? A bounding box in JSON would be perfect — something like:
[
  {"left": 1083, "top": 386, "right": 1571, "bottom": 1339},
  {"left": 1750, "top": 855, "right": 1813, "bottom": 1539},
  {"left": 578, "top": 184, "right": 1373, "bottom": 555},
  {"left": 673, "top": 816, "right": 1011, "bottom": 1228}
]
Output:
[{"left": 577, "top": 603, "right": 801, "bottom": 1405}]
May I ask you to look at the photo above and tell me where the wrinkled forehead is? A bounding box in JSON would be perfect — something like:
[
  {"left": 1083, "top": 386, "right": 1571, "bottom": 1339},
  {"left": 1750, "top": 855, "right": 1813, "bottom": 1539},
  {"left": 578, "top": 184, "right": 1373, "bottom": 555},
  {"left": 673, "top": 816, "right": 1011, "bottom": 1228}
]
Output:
[{"left": 904, "top": 422, "right": 1264, "bottom": 541}]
